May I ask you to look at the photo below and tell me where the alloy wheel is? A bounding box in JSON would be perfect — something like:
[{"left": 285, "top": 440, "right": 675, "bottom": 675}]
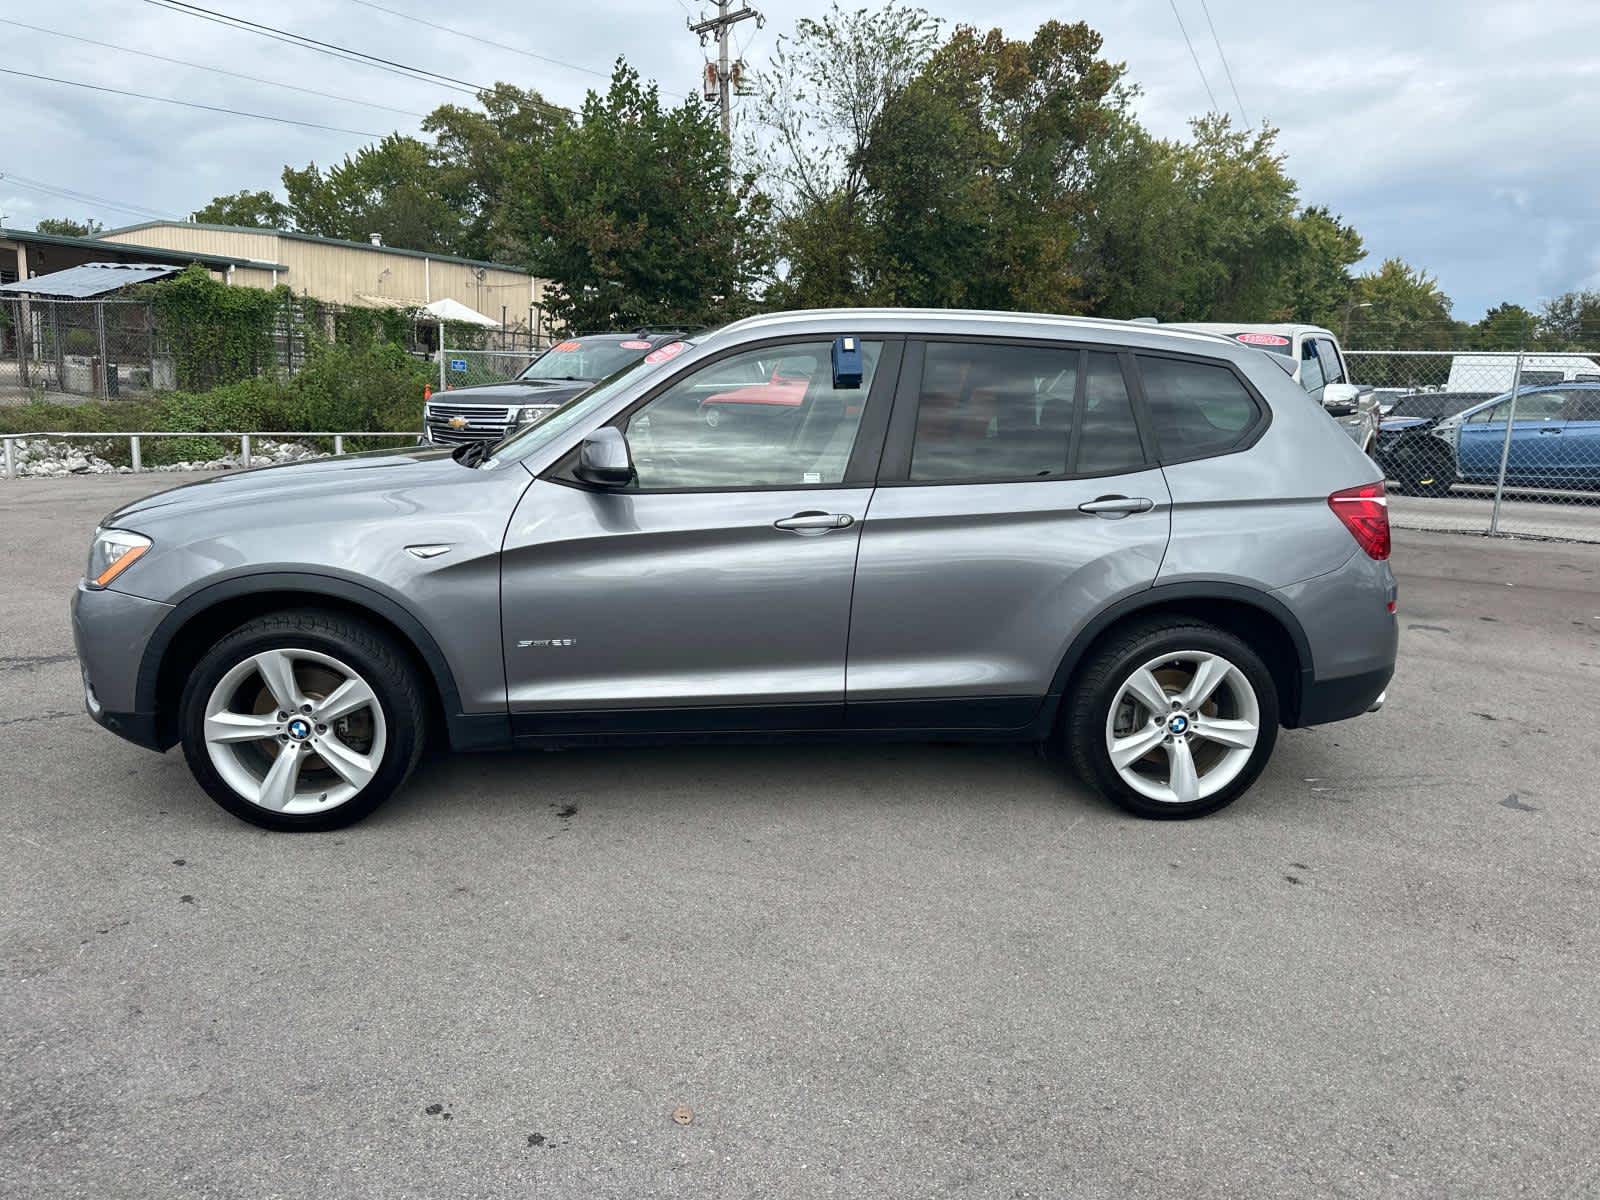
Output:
[
  {"left": 1103, "top": 650, "right": 1261, "bottom": 805},
  {"left": 202, "top": 648, "right": 387, "bottom": 815}
]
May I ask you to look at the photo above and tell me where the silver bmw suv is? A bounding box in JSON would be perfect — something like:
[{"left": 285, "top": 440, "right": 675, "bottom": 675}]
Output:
[{"left": 72, "top": 309, "right": 1397, "bottom": 830}]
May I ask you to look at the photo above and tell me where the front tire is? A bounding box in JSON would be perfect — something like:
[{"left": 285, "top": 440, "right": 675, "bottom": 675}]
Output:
[
  {"left": 178, "top": 609, "right": 427, "bottom": 831},
  {"left": 1065, "top": 619, "right": 1279, "bottom": 819}
]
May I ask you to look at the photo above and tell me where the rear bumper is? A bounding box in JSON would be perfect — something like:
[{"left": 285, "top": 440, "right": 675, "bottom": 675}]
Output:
[{"left": 1295, "top": 664, "right": 1393, "bottom": 726}]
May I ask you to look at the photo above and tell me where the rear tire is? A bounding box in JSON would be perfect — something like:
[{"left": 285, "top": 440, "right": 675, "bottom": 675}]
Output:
[
  {"left": 178, "top": 609, "right": 427, "bottom": 831},
  {"left": 1064, "top": 619, "right": 1279, "bottom": 820}
]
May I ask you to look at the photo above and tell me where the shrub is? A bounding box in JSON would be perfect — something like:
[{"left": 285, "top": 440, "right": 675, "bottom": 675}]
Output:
[{"left": 286, "top": 340, "right": 431, "bottom": 433}]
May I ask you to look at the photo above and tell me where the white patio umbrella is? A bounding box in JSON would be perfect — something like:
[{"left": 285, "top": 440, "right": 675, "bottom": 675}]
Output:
[{"left": 420, "top": 298, "right": 501, "bottom": 390}]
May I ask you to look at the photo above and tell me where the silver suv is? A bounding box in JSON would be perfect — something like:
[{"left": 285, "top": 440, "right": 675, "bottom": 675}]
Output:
[{"left": 72, "top": 310, "right": 1397, "bottom": 830}]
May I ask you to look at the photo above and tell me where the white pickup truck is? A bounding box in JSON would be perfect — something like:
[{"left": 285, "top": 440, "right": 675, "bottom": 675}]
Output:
[{"left": 1170, "top": 322, "right": 1378, "bottom": 454}]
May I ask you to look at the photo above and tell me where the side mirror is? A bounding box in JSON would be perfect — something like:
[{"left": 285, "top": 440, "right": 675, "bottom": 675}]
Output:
[
  {"left": 575, "top": 427, "right": 635, "bottom": 487},
  {"left": 1322, "top": 382, "right": 1360, "bottom": 417}
]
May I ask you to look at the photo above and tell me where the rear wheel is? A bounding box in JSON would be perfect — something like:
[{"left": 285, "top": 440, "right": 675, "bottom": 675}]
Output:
[
  {"left": 1065, "top": 620, "right": 1279, "bottom": 819},
  {"left": 178, "top": 610, "right": 426, "bottom": 831}
]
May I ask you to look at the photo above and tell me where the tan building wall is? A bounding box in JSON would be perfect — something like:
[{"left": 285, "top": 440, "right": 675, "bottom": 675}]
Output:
[{"left": 98, "top": 224, "right": 547, "bottom": 326}]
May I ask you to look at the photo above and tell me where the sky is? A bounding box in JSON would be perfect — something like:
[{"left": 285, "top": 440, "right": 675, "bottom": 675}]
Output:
[{"left": 2, "top": 0, "right": 1597, "bottom": 320}]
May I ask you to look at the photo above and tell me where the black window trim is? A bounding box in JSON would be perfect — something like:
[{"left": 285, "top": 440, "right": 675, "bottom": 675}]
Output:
[
  {"left": 1125, "top": 347, "right": 1272, "bottom": 467},
  {"left": 543, "top": 334, "right": 905, "bottom": 495},
  {"left": 875, "top": 334, "right": 1158, "bottom": 488}
]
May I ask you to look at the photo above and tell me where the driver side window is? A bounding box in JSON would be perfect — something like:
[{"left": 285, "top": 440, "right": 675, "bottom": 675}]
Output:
[
  {"left": 623, "top": 340, "right": 881, "bottom": 490},
  {"left": 1299, "top": 338, "right": 1326, "bottom": 395}
]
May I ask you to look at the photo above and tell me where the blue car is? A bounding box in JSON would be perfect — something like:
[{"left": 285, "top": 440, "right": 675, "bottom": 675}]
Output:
[{"left": 1428, "top": 383, "right": 1600, "bottom": 493}]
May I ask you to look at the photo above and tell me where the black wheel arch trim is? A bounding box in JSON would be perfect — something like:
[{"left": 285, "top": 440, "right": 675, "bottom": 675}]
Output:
[
  {"left": 1038, "top": 580, "right": 1316, "bottom": 730},
  {"left": 133, "top": 571, "right": 509, "bottom": 751}
]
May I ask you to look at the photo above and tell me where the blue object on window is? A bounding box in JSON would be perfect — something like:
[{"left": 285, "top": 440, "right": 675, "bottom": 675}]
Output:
[{"left": 831, "top": 336, "right": 863, "bottom": 389}]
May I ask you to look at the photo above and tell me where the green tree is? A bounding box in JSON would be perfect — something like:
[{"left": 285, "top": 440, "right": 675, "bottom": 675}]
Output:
[
  {"left": 191, "top": 189, "right": 290, "bottom": 229},
  {"left": 1537, "top": 290, "right": 1600, "bottom": 349},
  {"left": 283, "top": 134, "right": 466, "bottom": 253},
  {"left": 35, "top": 217, "right": 102, "bottom": 237},
  {"left": 1345, "top": 258, "right": 1458, "bottom": 349},
  {"left": 859, "top": 20, "right": 1127, "bottom": 311},
  {"left": 753, "top": 1, "right": 943, "bottom": 306},
  {"left": 1472, "top": 302, "right": 1538, "bottom": 350},
  {"left": 510, "top": 64, "right": 772, "bottom": 331},
  {"left": 422, "top": 83, "right": 571, "bottom": 262}
]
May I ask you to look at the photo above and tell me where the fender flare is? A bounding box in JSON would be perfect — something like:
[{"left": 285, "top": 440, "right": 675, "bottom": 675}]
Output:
[
  {"left": 134, "top": 571, "right": 490, "bottom": 745},
  {"left": 1039, "top": 580, "right": 1316, "bottom": 728}
]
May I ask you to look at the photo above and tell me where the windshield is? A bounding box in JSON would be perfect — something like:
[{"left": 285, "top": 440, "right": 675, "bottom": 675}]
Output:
[
  {"left": 517, "top": 339, "right": 653, "bottom": 382},
  {"left": 489, "top": 341, "right": 696, "bottom": 462}
]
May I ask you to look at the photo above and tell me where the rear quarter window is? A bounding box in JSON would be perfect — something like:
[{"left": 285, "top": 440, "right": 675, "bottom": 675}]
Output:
[{"left": 1135, "top": 355, "right": 1264, "bottom": 461}]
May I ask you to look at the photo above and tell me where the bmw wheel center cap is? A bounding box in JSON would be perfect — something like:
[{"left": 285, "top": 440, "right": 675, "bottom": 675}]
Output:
[
  {"left": 287, "top": 718, "right": 312, "bottom": 740},
  {"left": 1167, "top": 714, "right": 1190, "bottom": 735}
]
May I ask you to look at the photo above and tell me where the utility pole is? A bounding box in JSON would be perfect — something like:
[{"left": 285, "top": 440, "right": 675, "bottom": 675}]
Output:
[{"left": 689, "top": 1, "right": 761, "bottom": 148}]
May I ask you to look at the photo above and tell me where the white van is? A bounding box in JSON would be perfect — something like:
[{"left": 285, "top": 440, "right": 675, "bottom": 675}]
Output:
[{"left": 1444, "top": 353, "right": 1600, "bottom": 393}]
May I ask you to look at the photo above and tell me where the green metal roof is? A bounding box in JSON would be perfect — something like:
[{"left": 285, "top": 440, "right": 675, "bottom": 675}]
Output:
[
  {"left": 0, "top": 225, "right": 287, "bottom": 272},
  {"left": 97, "top": 221, "right": 531, "bottom": 276}
]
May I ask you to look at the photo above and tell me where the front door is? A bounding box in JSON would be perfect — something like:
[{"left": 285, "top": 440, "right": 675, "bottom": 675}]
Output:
[
  {"left": 1458, "top": 390, "right": 1568, "bottom": 482},
  {"left": 845, "top": 340, "right": 1171, "bottom": 730},
  {"left": 499, "top": 337, "right": 899, "bottom": 733}
]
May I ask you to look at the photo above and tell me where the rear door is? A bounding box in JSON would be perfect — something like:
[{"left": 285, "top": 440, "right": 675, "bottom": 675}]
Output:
[
  {"left": 1558, "top": 390, "right": 1600, "bottom": 483},
  {"left": 845, "top": 339, "right": 1170, "bottom": 730}
]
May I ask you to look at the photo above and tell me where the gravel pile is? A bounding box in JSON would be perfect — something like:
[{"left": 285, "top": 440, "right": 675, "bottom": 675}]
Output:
[{"left": 2, "top": 437, "right": 331, "bottom": 478}]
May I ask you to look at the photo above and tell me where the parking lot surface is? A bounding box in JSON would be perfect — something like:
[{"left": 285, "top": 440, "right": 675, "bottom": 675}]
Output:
[{"left": 4, "top": 473, "right": 1598, "bottom": 1198}]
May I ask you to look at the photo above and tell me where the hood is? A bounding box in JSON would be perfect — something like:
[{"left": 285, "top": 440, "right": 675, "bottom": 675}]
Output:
[
  {"left": 1378, "top": 416, "right": 1436, "bottom": 433},
  {"left": 432, "top": 378, "right": 593, "bottom": 405},
  {"left": 103, "top": 446, "right": 468, "bottom": 528}
]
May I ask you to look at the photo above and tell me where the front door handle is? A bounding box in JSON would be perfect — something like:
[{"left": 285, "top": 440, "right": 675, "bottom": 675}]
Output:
[
  {"left": 1537, "top": 427, "right": 1563, "bottom": 434},
  {"left": 1078, "top": 495, "right": 1155, "bottom": 516},
  {"left": 774, "top": 511, "right": 854, "bottom": 534}
]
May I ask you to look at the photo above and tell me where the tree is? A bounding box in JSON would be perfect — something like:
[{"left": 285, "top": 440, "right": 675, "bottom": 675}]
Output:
[
  {"left": 1472, "top": 302, "right": 1538, "bottom": 350},
  {"left": 1537, "top": 290, "right": 1600, "bottom": 349},
  {"left": 859, "top": 20, "right": 1128, "bottom": 312},
  {"left": 753, "top": 1, "right": 943, "bottom": 306},
  {"left": 283, "top": 134, "right": 466, "bottom": 253},
  {"left": 509, "top": 64, "right": 772, "bottom": 331},
  {"left": 1345, "top": 258, "right": 1458, "bottom": 350},
  {"left": 191, "top": 189, "right": 289, "bottom": 229},
  {"left": 1080, "top": 116, "right": 1318, "bottom": 321},
  {"left": 422, "top": 83, "right": 570, "bottom": 262},
  {"left": 35, "top": 217, "right": 102, "bottom": 237}
]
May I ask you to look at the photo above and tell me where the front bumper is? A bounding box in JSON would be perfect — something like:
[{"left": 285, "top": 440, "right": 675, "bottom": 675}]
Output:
[{"left": 71, "top": 582, "right": 175, "bottom": 752}]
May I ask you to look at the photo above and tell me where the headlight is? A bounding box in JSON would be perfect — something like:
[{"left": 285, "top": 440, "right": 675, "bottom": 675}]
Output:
[
  {"left": 85, "top": 528, "right": 151, "bottom": 589},
  {"left": 517, "top": 406, "right": 548, "bottom": 425}
]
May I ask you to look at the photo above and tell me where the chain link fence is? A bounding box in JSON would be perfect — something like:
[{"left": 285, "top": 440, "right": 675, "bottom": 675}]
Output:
[
  {"left": 435, "top": 346, "right": 542, "bottom": 390},
  {"left": 1349, "top": 349, "right": 1600, "bottom": 543},
  {"left": 0, "top": 296, "right": 171, "bottom": 400}
]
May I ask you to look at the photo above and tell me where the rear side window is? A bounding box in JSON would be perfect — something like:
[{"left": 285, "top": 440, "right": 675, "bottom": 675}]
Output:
[
  {"left": 1135, "top": 356, "right": 1263, "bottom": 460},
  {"left": 907, "top": 342, "right": 1145, "bottom": 482}
]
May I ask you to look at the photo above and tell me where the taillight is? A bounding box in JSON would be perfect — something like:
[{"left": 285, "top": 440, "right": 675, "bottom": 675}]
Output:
[{"left": 1329, "top": 482, "right": 1390, "bottom": 560}]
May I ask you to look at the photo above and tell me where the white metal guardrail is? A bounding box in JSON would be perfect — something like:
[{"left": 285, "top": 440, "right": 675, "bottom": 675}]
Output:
[{"left": 0, "top": 431, "right": 420, "bottom": 479}]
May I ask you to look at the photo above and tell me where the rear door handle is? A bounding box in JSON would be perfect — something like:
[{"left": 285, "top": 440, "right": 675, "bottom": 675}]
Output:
[
  {"left": 1078, "top": 495, "right": 1155, "bottom": 516},
  {"left": 774, "top": 511, "right": 854, "bottom": 534},
  {"left": 1538, "top": 427, "right": 1563, "bottom": 434}
]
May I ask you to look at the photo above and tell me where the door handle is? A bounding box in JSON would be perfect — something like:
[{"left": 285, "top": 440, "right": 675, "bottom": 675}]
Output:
[
  {"left": 1537, "top": 427, "right": 1563, "bottom": 434},
  {"left": 1078, "top": 495, "right": 1155, "bottom": 516},
  {"left": 774, "top": 511, "right": 854, "bottom": 534}
]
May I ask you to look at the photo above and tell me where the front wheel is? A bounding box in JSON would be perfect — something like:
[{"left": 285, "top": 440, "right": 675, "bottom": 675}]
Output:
[
  {"left": 178, "top": 610, "right": 427, "bottom": 831},
  {"left": 1065, "top": 620, "right": 1279, "bottom": 819}
]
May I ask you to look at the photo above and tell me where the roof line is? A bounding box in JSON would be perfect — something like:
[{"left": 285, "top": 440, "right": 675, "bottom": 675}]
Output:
[
  {"left": 0, "top": 225, "right": 286, "bottom": 271},
  {"left": 96, "top": 220, "right": 532, "bottom": 275},
  {"left": 716, "top": 307, "right": 1241, "bottom": 348}
]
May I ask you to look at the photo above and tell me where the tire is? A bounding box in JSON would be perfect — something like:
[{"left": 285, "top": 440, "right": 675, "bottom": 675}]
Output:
[
  {"left": 178, "top": 609, "right": 427, "bottom": 831},
  {"left": 1064, "top": 619, "right": 1279, "bottom": 820},
  {"left": 1395, "top": 443, "right": 1455, "bottom": 497}
]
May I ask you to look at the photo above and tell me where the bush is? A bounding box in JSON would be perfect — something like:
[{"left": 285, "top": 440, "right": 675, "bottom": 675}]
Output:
[{"left": 285, "top": 340, "right": 431, "bottom": 433}]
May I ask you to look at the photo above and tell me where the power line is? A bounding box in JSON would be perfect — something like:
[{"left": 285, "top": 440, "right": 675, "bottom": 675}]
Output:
[
  {"left": 0, "top": 67, "right": 388, "bottom": 137},
  {"left": 0, "top": 170, "right": 173, "bottom": 220},
  {"left": 0, "top": 17, "right": 427, "bottom": 118},
  {"left": 1167, "top": 0, "right": 1219, "bottom": 115},
  {"left": 340, "top": 0, "right": 610, "bottom": 79},
  {"left": 1197, "top": 0, "right": 1250, "bottom": 128},
  {"left": 140, "top": 0, "right": 576, "bottom": 119},
  {"left": 140, "top": 0, "right": 484, "bottom": 97}
]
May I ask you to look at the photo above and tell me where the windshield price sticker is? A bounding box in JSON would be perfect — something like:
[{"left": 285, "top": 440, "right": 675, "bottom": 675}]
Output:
[
  {"left": 1234, "top": 332, "right": 1290, "bottom": 347},
  {"left": 644, "top": 341, "right": 689, "bottom": 365}
]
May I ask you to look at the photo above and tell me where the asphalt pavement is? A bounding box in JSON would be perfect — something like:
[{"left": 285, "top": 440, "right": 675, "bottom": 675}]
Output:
[{"left": 3, "top": 473, "right": 1598, "bottom": 1199}]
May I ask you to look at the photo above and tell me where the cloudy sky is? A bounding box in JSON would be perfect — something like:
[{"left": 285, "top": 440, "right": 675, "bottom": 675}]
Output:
[{"left": 3, "top": 0, "right": 1597, "bottom": 319}]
